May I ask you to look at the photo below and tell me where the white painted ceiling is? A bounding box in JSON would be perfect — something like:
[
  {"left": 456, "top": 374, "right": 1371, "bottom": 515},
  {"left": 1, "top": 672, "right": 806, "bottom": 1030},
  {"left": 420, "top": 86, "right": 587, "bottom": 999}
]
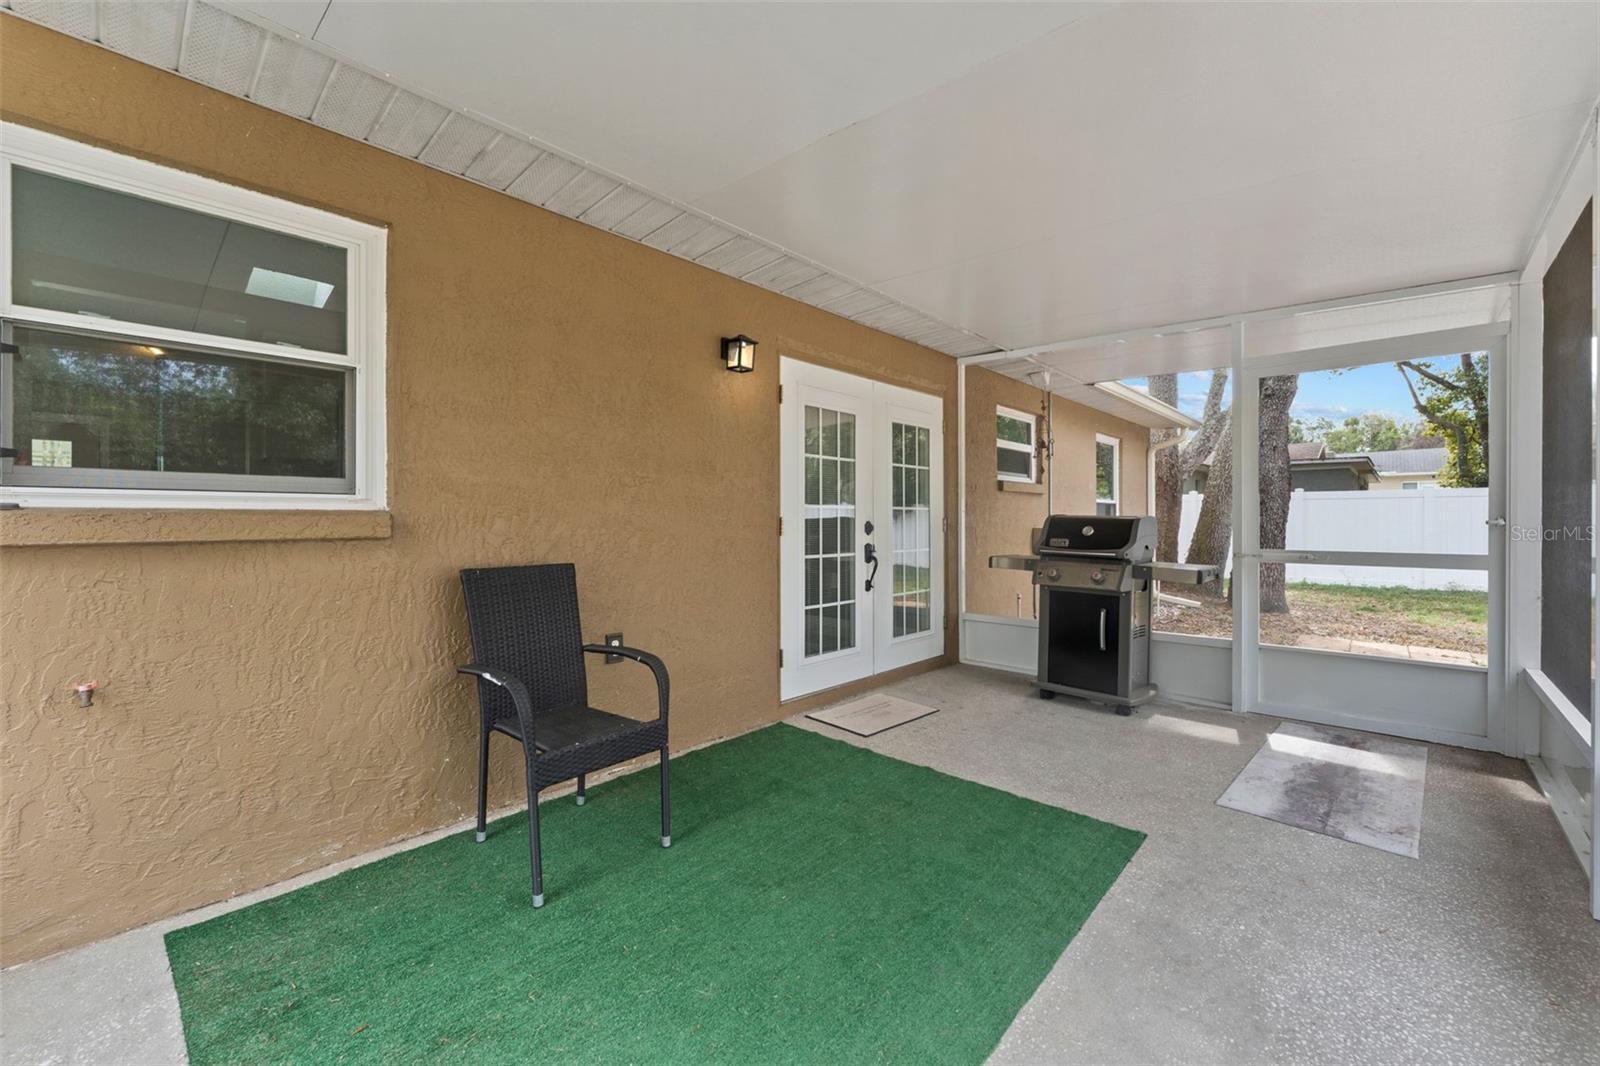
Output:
[{"left": 7, "top": 1, "right": 1596, "bottom": 375}]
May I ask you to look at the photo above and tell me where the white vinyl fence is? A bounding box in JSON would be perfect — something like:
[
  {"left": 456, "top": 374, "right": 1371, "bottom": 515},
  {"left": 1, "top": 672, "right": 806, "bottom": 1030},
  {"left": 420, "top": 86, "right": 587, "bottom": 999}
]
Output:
[{"left": 1175, "top": 488, "right": 1488, "bottom": 590}]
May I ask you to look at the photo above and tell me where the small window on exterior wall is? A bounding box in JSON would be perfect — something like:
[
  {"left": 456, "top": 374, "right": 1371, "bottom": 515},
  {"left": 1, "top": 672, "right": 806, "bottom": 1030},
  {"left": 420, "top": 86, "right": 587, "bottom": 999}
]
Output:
[
  {"left": 0, "top": 123, "right": 387, "bottom": 509},
  {"left": 1095, "top": 434, "right": 1119, "bottom": 515},
  {"left": 996, "top": 405, "right": 1037, "bottom": 483}
]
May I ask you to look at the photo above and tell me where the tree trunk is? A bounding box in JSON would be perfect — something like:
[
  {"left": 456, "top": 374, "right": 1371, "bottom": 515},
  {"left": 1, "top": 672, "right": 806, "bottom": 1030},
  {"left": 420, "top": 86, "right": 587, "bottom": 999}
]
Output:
[
  {"left": 1258, "top": 373, "right": 1300, "bottom": 613},
  {"left": 1148, "top": 373, "right": 1183, "bottom": 561},
  {"left": 1185, "top": 413, "right": 1233, "bottom": 598},
  {"left": 1150, "top": 368, "right": 1229, "bottom": 563}
]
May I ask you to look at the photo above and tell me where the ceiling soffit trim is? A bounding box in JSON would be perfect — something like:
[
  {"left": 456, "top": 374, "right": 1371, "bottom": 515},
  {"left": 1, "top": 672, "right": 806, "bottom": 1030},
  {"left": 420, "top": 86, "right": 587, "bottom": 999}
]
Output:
[{"left": 1, "top": 0, "right": 1002, "bottom": 359}]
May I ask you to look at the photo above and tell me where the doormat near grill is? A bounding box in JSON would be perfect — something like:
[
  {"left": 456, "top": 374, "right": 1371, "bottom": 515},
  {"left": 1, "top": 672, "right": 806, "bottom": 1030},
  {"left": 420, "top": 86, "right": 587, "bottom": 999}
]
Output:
[
  {"left": 1216, "top": 721, "right": 1428, "bottom": 858},
  {"left": 166, "top": 725, "right": 1143, "bottom": 1065},
  {"left": 805, "top": 693, "right": 939, "bottom": 736}
]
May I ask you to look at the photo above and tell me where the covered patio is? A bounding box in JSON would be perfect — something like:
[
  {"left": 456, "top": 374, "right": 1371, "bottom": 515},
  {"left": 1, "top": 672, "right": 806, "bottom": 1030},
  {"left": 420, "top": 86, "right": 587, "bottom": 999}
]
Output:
[
  {"left": 5, "top": 667, "right": 1594, "bottom": 1063},
  {"left": 0, "top": 3, "right": 1596, "bottom": 1064}
]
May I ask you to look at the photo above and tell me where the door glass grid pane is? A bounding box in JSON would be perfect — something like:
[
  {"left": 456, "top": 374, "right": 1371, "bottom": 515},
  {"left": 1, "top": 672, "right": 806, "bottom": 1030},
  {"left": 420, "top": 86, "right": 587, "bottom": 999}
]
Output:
[
  {"left": 892, "top": 422, "right": 932, "bottom": 638},
  {"left": 804, "top": 404, "right": 857, "bottom": 657}
]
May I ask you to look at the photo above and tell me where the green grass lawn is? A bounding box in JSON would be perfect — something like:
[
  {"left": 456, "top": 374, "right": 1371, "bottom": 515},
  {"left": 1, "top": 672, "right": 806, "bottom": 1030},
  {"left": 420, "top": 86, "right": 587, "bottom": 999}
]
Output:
[
  {"left": 1160, "top": 580, "right": 1489, "bottom": 655},
  {"left": 1285, "top": 581, "right": 1489, "bottom": 626}
]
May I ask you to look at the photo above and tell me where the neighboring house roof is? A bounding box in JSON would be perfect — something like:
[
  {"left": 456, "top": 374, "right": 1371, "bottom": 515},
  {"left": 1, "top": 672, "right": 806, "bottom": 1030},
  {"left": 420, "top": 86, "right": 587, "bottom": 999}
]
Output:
[
  {"left": 1348, "top": 447, "right": 1448, "bottom": 475},
  {"left": 1191, "top": 440, "right": 1436, "bottom": 486},
  {"left": 1190, "top": 449, "right": 1380, "bottom": 486},
  {"left": 1291, "top": 455, "right": 1381, "bottom": 484},
  {"left": 1286, "top": 442, "right": 1327, "bottom": 461}
]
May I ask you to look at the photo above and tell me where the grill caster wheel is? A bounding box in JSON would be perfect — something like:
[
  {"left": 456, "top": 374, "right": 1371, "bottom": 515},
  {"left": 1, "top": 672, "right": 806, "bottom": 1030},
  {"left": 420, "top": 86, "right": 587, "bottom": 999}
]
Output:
[
  {"left": 1115, "top": 706, "right": 1133, "bottom": 717},
  {"left": 1039, "top": 690, "right": 1056, "bottom": 700}
]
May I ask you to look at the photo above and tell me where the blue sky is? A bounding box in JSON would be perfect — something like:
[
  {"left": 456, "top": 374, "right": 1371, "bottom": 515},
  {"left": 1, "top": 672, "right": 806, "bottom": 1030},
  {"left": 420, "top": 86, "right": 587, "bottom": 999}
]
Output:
[{"left": 1123, "top": 355, "right": 1466, "bottom": 426}]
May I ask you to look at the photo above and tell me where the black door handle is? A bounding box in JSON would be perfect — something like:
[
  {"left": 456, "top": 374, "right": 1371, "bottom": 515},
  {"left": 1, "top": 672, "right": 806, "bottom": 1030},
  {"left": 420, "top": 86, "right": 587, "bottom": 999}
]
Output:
[{"left": 864, "top": 542, "right": 879, "bottom": 592}]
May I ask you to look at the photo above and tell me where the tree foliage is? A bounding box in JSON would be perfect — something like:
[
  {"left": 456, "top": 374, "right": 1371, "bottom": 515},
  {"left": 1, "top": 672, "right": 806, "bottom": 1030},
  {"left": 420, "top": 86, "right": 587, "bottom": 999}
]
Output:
[
  {"left": 1396, "top": 354, "right": 1488, "bottom": 487},
  {"left": 1290, "top": 411, "right": 1425, "bottom": 453}
]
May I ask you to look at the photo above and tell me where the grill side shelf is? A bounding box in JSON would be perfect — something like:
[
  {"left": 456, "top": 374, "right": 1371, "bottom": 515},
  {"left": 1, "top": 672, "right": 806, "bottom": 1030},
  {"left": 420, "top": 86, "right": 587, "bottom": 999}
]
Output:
[{"left": 988, "top": 554, "right": 1040, "bottom": 572}]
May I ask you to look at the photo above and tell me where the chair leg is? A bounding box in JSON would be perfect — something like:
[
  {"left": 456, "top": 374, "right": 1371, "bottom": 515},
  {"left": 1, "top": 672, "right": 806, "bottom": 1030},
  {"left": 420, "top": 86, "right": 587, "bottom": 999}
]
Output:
[
  {"left": 475, "top": 726, "right": 490, "bottom": 843},
  {"left": 576, "top": 774, "right": 586, "bottom": 805},
  {"left": 659, "top": 746, "right": 672, "bottom": 848},
  {"left": 525, "top": 760, "right": 544, "bottom": 907}
]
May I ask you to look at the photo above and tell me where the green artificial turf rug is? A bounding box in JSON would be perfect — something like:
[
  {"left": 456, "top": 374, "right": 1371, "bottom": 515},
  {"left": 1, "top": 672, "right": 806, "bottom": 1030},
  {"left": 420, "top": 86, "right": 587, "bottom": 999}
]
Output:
[{"left": 165, "top": 724, "right": 1144, "bottom": 1065}]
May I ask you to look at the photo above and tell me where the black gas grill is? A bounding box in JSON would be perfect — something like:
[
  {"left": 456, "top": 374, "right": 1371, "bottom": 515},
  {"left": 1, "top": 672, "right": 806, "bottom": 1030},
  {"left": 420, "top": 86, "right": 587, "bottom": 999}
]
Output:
[{"left": 991, "top": 515, "right": 1217, "bottom": 714}]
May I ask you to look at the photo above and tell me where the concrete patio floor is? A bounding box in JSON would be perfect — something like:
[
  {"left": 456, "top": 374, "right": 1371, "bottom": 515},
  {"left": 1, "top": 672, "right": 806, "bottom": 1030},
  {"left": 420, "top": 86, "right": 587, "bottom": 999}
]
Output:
[{"left": 2, "top": 664, "right": 1594, "bottom": 1065}]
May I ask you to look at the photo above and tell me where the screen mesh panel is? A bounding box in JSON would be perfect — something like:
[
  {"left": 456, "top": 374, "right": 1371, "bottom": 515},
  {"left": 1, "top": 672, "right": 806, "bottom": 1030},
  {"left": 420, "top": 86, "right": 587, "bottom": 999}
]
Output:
[{"left": 1540, "top": 200, "right": 1593, "bottom": 720}]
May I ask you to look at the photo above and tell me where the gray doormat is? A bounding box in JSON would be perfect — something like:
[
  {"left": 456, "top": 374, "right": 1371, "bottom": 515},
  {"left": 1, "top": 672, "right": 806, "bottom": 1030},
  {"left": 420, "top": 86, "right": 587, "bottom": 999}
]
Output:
[
  {"left": 1217, "top": 721, "right": 1428, "bottom": 858},
  {"left": 806, "top": 694, "right": 939, "bottom": 737}
]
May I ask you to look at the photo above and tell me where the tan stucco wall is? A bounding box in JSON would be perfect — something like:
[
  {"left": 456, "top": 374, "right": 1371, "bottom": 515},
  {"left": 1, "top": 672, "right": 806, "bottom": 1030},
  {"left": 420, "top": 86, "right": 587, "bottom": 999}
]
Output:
[
  {"left": 963, "top": 367, "right": 1150, "bottom": 618},
  {"left": 0, "top": 19, "right": 959, "bottom": 965}
]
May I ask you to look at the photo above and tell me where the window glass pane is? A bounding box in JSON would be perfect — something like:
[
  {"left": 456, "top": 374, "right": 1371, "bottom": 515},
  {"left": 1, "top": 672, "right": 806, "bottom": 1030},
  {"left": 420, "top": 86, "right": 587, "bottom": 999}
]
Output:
[
  {"left": 891, "top": 420, "right": 933, "bottom": 638},
  {"left": 7, "top": 325, "right": 347, "bottom": 486},
  {"left": 997, "top": 447, "right": 1031, "bottom": 478},
  {"left": 12, "top": 169, "right": 347, "bottom": 353},
  {"left": 997, "top": 412, "right": 1032, "bottom": 445},
  {"left": 820, "top": 409, "right": 838, "bottom": 457},
  {"left": 838, "top": 412, "right": 855, "bottom": 460},
  {"left": 1095, "top": 441, "right": 1116, "bottom": 499}
]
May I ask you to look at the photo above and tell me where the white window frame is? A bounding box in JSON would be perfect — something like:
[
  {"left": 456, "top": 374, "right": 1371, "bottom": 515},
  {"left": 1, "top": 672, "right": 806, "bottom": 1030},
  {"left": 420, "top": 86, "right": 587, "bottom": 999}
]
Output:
[
  {"left": 995, "top": 404, "right": 1037, "bottom": 483},
  {"left": 0, "top": 122, "right": 387, "bottom": 510},
  {"left": 1095, "top": 433, "right": 1120, "bottom": 513}
]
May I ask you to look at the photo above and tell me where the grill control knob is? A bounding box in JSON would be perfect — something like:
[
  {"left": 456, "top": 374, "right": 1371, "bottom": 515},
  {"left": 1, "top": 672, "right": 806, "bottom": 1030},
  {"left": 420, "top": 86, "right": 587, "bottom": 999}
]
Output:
[
  {"left": 1045, "top": 568, "right": 1061, "bottom": 581},
  {"left": 1090, "top": 569, "right": 1106, "bottom": 584}
]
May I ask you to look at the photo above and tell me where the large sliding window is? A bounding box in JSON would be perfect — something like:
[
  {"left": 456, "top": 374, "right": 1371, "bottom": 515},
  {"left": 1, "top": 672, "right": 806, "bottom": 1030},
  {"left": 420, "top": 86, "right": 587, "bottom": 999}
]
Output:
[{"left": 1, "top": 123, "right": 386, "bottom": 508}]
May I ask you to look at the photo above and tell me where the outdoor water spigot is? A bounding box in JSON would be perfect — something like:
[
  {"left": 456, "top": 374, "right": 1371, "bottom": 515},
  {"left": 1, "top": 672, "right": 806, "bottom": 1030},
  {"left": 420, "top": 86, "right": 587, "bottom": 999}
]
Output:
[{"left": 72, "top": 681, "right": 98, "bottom": 708}]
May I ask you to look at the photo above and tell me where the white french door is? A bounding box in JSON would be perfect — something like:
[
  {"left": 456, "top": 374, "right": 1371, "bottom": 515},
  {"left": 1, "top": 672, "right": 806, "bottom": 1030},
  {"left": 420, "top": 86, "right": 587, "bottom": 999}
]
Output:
[{"left": 780, "top": 358, "right": 944, "bottom": 700}]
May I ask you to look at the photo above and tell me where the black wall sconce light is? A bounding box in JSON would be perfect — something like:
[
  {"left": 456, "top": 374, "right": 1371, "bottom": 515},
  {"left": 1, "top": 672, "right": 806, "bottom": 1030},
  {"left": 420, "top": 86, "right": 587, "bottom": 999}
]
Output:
[{"left": 721, "top": 334, "right": 757, "bottom": 373}]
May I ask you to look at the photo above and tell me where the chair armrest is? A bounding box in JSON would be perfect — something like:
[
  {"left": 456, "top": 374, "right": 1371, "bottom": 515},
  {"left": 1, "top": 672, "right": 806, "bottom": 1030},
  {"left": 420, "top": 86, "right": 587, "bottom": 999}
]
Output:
[
  {"left": 582, "top": 644, "right": 670, "bottom": 722},
  {"left": 457, "top": 664, "right": 536, "bottom": 743}
]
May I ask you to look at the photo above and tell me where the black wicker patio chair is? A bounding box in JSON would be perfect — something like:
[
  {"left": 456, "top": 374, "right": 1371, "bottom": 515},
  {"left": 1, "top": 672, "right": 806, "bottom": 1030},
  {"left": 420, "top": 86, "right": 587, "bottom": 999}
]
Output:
[{"left": 457, "top": 563, "right": 670, "bottom": 907}]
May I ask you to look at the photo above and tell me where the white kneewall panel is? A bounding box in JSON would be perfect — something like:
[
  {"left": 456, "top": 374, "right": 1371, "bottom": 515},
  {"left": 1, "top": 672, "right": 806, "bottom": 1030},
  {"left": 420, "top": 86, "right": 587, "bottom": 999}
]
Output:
[
  {"left": 960, "top": 614, "right": 1491, "bottom": 748},
  {"left": 959, "top": 614, "right": 1038, "bottom": 676},
  {"left": 1258, "top": 646, "right": 1489, "bottom": 748},
  {"left": 960, "top": 615, "right": 1232, "bottom": 709}
]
